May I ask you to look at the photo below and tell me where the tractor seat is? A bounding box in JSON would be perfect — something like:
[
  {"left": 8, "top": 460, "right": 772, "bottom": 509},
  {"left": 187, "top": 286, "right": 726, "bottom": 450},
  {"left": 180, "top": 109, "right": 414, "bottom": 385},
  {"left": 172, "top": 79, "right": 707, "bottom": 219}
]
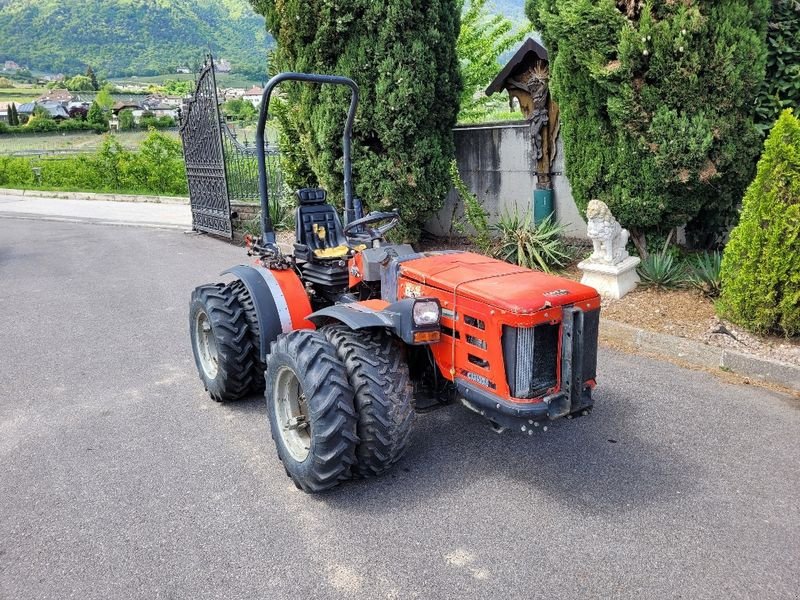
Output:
[{"left": 294, "top": 188, "right": 349, "bottom": 260}]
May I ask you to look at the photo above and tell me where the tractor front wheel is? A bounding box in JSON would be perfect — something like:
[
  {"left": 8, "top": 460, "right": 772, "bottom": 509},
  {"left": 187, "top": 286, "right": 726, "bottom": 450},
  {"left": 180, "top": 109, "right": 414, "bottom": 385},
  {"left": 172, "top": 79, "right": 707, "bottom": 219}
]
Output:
[
  {"left": 322, "top": 325, "right": 415, "bottom": 478},
  {"left": 190, "top": 283, "right": 256, "bottom": 402},
  {"left": 265, "top": 330, "right": 358, "bottom": 493}
]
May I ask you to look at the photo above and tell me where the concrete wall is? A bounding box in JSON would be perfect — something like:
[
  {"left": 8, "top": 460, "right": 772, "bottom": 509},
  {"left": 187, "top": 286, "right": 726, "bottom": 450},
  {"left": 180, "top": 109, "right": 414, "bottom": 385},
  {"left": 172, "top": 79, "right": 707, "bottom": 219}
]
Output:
[{"left": 425, "top": 122, "right": 586, "bottom": 239}]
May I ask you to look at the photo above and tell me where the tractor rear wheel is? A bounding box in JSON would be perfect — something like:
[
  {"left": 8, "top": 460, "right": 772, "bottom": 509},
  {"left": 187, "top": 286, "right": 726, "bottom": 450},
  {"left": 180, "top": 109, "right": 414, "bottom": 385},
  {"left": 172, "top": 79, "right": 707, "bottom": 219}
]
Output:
[
  {"left": 190, "top": 283, "right": 256, "bottom": 402},
  {"left": 226, "top": 279, "right": 265, "bottom": 392},
  {"left": 265, "top": 330, "right": 358, "bottom": 493},
  {"left": 322, "top": 325, "right": 415, "bottom": 478}
]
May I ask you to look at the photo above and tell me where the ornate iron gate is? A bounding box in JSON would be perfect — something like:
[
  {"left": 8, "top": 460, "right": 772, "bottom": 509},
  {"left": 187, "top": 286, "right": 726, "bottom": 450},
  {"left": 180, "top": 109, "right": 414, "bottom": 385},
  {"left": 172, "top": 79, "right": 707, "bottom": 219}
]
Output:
[{"left": 180, "top": 56, "right": 233, "bottom": 238}]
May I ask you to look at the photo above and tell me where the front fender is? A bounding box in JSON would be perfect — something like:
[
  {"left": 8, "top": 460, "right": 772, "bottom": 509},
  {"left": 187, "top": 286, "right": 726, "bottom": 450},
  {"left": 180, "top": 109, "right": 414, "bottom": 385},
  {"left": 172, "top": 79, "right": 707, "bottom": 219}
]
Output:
[
  {"left": 306, "top": 304, "right": 394, "bottom": 330},
  {"left": 307, "top": 298, "right": 440, "bottom": 345}
]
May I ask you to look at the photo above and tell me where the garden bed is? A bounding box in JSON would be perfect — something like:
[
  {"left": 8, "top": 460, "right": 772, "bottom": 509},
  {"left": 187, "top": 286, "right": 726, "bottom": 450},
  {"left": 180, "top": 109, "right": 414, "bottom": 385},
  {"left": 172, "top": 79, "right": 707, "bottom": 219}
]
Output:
[{"left": 601, "top": 287, "right": 800, "bottom": 368}]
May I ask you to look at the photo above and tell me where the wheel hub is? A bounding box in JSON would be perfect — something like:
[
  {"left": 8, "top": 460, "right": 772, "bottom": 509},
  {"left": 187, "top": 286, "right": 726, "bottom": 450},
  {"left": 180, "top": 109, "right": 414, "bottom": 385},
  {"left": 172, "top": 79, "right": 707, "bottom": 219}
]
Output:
[
  {"left": 273, "top": 367, "right": 311, "bottom": 462},
  {"left": 194, "top": 310, "right": 219, "bottom": 379}
]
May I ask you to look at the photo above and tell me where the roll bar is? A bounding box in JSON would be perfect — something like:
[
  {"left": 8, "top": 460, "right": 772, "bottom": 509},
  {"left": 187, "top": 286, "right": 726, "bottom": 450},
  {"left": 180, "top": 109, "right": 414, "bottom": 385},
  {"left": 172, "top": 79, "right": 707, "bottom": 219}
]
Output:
[{"left": 255, "top": 72, "right": 360, "bottom": 246}]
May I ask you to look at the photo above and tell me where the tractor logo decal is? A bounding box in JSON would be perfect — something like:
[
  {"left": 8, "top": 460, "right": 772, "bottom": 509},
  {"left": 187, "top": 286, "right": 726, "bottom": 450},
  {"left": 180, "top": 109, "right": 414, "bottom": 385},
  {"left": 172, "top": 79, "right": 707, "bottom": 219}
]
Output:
[{"left": 403, "top": 283, "right": 423, "bottom": 298}]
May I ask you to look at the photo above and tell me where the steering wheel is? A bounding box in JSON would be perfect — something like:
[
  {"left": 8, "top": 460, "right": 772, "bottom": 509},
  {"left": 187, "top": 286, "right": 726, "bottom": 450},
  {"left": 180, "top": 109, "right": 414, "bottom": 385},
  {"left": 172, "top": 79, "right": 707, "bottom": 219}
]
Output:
[{"left": 343, "top": 211, "right": 400, "bottom": 243}]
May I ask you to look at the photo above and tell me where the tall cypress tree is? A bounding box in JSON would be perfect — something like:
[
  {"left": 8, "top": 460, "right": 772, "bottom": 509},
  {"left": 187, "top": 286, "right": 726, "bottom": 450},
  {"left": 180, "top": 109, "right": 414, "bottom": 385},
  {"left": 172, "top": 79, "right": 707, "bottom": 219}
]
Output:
[
  {"left": 526, "top": 0, "right": 770, "bottom": 252},
  {"left": 250, "top": 0, "right": 462, "bottom": 240},
  {"left": 86, "top": 66, "right": 100, "bottom": 91},
  {"left": 9, "top": 102, "right": 19, "bottom": 126}
]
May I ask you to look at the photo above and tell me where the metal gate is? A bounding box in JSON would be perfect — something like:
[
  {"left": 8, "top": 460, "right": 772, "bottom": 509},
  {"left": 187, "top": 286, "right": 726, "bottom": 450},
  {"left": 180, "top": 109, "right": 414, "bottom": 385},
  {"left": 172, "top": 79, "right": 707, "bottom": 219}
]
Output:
[
  {"left": 179, "top": 56, "right": 233, "bottom": 238},
  {"left": 180, "top": 55, "right": 285, "bottom": 239}
]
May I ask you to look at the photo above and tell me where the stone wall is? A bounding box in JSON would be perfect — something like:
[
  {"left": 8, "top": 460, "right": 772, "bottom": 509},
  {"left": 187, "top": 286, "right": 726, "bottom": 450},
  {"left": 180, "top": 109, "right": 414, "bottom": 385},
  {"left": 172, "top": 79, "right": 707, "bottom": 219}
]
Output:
[{"left": 425, "top": 122, "right": 587, "bottom": 239}]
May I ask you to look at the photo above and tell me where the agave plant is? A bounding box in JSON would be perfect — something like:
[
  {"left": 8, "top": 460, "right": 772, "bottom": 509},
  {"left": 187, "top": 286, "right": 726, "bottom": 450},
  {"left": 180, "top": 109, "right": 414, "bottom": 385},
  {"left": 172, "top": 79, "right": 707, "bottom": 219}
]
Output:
[
  {"left": 493, "top": 211, "right": 572, "bottom": 273},
  {"left": 686, "top": 250, "right": 722, "bottom": 297}
]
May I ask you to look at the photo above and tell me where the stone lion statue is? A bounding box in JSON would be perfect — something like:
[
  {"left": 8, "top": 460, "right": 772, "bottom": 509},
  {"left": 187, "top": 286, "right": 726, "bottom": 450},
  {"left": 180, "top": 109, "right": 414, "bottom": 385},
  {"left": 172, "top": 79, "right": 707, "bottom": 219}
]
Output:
[{"left": 586, "top": 199, "right": 630, "bottom": 265}]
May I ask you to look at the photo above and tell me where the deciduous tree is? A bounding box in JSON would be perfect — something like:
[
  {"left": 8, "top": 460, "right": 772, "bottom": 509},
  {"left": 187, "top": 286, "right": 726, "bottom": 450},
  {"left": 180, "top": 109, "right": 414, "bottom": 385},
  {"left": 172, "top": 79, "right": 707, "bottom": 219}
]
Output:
[{"left": 457, "top": 0, "right": 529, "bottom": 121}]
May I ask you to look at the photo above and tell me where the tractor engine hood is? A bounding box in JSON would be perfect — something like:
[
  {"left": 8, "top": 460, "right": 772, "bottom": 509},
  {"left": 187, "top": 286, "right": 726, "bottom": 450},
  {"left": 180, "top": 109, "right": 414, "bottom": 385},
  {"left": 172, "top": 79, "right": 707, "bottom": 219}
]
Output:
[{"left": 398, "top": 252, "right": 599, "bottom": 315}]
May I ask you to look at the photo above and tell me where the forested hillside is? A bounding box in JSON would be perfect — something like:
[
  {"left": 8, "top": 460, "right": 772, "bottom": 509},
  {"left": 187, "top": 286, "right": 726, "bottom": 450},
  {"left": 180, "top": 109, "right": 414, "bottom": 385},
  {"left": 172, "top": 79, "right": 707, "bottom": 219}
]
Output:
[{"left": 0, "top": 0, "right": 270, "bottom": 77}]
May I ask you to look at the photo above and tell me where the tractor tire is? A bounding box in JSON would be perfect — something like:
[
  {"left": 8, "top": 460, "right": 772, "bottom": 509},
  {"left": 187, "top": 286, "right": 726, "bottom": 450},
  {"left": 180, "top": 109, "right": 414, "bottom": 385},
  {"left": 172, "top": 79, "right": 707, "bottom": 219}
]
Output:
[
  {"left": 265, "top": 330, "right": 358, "bottom": 493},
  {"left": 190, "top": 283, "right": 256, "bottom": 402},
  {"left": 226, "top": 279, "right": 266, "bottom": 392},
  {"left": 322, "top": 325, "right": 415, "bottom": 478}
]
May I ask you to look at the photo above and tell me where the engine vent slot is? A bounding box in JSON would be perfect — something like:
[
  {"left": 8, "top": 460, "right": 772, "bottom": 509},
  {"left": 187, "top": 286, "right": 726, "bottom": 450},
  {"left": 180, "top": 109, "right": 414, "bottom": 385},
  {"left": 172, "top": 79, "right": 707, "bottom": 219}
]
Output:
[
  {"left": 464, "top": 315, "right": 485, "bottom": 330},
  {"left": 502, "top": 323, "right": 559, "bottom": 399},
  {"left": 468, "top": 354, "right": 489, "bottom": 369},
  {"left": 466, "top": 334, "right": 487, "bottom": 349}
]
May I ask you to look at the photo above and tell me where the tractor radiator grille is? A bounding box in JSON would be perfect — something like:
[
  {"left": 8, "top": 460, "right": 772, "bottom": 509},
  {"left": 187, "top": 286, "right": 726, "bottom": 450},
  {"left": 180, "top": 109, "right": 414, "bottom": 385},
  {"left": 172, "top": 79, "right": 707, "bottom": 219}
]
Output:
[
  {"left": 582, "top": 309, "right": 600, "bottom": 383},
  {"left": 502, "top": 323, "right": 559, "bottom": 399}
]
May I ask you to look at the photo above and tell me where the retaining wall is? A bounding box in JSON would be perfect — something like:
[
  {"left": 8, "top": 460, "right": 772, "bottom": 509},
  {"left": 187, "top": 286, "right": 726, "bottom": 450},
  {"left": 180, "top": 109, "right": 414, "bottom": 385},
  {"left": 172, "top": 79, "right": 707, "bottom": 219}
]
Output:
[{"left": 425, "top": 122, "right": 586, "bottom": 239}]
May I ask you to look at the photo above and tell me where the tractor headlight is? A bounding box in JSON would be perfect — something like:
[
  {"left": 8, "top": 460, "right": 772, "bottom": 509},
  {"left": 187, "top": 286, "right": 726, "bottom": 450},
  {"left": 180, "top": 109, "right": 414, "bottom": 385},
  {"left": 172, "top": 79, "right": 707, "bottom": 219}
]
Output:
[{"left": 413, "top": 300, "right": 440, "bottom": 326}]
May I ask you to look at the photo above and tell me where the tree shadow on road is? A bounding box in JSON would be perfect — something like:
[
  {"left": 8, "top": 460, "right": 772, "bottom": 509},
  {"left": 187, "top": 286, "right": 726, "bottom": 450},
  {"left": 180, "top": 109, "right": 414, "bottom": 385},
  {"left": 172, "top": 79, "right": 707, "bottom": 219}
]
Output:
[{"left": 323, "top": 386, "right": 698, "bottom": 516}]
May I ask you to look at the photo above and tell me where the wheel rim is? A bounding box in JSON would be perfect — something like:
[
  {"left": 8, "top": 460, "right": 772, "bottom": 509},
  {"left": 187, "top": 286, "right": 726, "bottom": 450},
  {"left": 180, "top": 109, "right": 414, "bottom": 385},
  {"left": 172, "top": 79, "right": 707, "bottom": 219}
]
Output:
[
  {"left": 273, "top": 366, "right": 311, "bottom": 462},
  {"left": 194, "top": 309, "right": 219, "bottom": 380}
]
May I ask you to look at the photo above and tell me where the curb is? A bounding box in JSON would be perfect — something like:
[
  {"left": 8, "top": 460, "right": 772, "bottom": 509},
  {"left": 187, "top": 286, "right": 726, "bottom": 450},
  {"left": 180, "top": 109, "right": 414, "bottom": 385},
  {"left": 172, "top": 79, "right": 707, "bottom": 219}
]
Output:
[
  {"left": 1, "top": 188, "right": 189, "bottom": 205},
  {"left": 0, "top": 213, "right": 189, "bottom": 231},
  {"left": 600, "top": 319, "right": 800, "bottom": 393}
]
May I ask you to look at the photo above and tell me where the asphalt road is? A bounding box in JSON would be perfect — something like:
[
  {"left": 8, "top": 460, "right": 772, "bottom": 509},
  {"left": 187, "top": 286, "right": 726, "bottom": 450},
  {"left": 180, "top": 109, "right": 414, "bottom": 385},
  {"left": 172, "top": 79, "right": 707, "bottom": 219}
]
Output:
[{"left": 1, "top": 217, "right": 798, "bottom": 600}]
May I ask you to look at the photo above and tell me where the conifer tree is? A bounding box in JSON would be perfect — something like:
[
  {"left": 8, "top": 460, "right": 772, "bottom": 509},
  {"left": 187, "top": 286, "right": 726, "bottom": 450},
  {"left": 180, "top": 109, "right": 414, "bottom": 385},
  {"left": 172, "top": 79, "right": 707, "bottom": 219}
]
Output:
[
  {"left": 526, "top": 0, "right": 770, "bottom": 252},
  {"left": 719, "top": 109, "right": 800, "bottom": 336},
  {"left": 250, "top": 0, "right": 462, "bottom": 240}
]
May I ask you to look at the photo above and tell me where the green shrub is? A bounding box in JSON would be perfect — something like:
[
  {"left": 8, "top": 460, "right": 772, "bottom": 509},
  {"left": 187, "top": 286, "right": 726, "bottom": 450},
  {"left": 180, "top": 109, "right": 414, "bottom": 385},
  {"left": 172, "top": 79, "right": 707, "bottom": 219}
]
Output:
[
  {"left": 0, "top": 155, "right": 36, "bottom": 187},
  {"left": 127, "top": 130, "right": 187, "bottom": 195},
  {"left": 637, "top": 251, "right": 685, "bottom": 289},
  {"left": 686, "top": 251, "right": 722, "bottom": 297},
  {"left": 719, "top": 109, "right": 800, "bottom": 336},
  {"left": 449, "top": 159, "right": 491, "bottom": 252},
  {"left": 0, "top": 132, "right": 188, "bottom": 197},
  {"left": 119, "top": 109, "right": 135, "bottom": 131},
  {"left": 637, "top": 234, "right": 685, "bottom": 288},
  {"left": 526, "top": 0, "right": 770, "bottom": 251},
  {"left": 493, "top": 212, "right": 571, "bottom": 273}
]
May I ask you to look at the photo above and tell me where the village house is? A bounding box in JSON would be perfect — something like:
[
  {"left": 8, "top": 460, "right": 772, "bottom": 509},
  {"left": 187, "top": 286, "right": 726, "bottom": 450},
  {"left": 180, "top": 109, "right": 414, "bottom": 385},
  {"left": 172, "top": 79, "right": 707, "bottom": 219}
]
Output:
[
  {"left": 141, "top": 96, "right": 180, "bottom": 118},
  {"left": 223, "top": 88, "right": 246, "bottom": 101},
  {"left": 0, "top": 102, "right": 10, "bottom": 123},
  {"left": 37, "top": 89, "right": 74, "bottom": 104},
  {"left": 216, "top": 59, "right": 232, "bottom": 73},
  {"left": 2, "top": 60, "right": 21, "bottom": 72},
  {"left": 243, "top": 86, "right": 263, "bottom": 106},
  {"left": 17, "top": 101, "right": 69, "bottom": 121}
]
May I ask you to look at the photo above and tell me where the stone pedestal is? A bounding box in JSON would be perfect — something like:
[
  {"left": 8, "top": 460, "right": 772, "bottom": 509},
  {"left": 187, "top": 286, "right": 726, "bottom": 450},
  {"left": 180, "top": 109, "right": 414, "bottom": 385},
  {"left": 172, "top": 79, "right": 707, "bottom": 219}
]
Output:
[{"left": 578, "top": 256, "right": 641, "bottom": 300}]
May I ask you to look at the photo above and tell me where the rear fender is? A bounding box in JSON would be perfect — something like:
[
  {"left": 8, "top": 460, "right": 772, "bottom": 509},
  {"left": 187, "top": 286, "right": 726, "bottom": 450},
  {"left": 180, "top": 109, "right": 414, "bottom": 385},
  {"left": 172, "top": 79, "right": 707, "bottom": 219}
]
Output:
[{"left": 223, "top": 265, "right": 313, "bottom": 360}]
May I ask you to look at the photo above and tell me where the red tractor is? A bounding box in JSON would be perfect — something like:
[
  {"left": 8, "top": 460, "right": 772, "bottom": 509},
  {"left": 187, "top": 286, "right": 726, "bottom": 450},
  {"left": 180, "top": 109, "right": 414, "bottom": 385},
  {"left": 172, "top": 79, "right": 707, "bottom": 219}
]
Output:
[{"left": 190, "top": 73, "right": 601, "bottom": 493}]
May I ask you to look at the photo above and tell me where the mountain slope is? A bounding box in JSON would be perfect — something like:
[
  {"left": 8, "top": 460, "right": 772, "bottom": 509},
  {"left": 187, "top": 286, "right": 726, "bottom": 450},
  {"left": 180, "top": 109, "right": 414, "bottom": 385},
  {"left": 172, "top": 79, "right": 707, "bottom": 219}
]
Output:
[{"left": 0, "top": 0, "right": 270, "bottom": 77}]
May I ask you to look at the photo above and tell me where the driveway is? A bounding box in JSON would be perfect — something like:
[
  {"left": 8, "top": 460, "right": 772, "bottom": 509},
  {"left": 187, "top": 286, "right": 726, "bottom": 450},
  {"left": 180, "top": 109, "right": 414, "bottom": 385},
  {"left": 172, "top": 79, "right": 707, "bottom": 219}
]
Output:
[{"left": 1, "top": 217, "right": 798, "bottom": 600}]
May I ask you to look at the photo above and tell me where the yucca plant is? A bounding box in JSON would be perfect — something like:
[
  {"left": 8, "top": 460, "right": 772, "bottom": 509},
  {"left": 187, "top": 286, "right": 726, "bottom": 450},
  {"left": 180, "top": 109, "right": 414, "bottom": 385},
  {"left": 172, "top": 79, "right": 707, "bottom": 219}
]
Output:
[
  {"left": 493, "top": 211, "right": 571, "bottom": 273},
  {"left": 686, "top": 251, "right": 722, "bottom": 297},
  {"left": 637, "top": 234, "right": 685, "bottom": 288}
]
